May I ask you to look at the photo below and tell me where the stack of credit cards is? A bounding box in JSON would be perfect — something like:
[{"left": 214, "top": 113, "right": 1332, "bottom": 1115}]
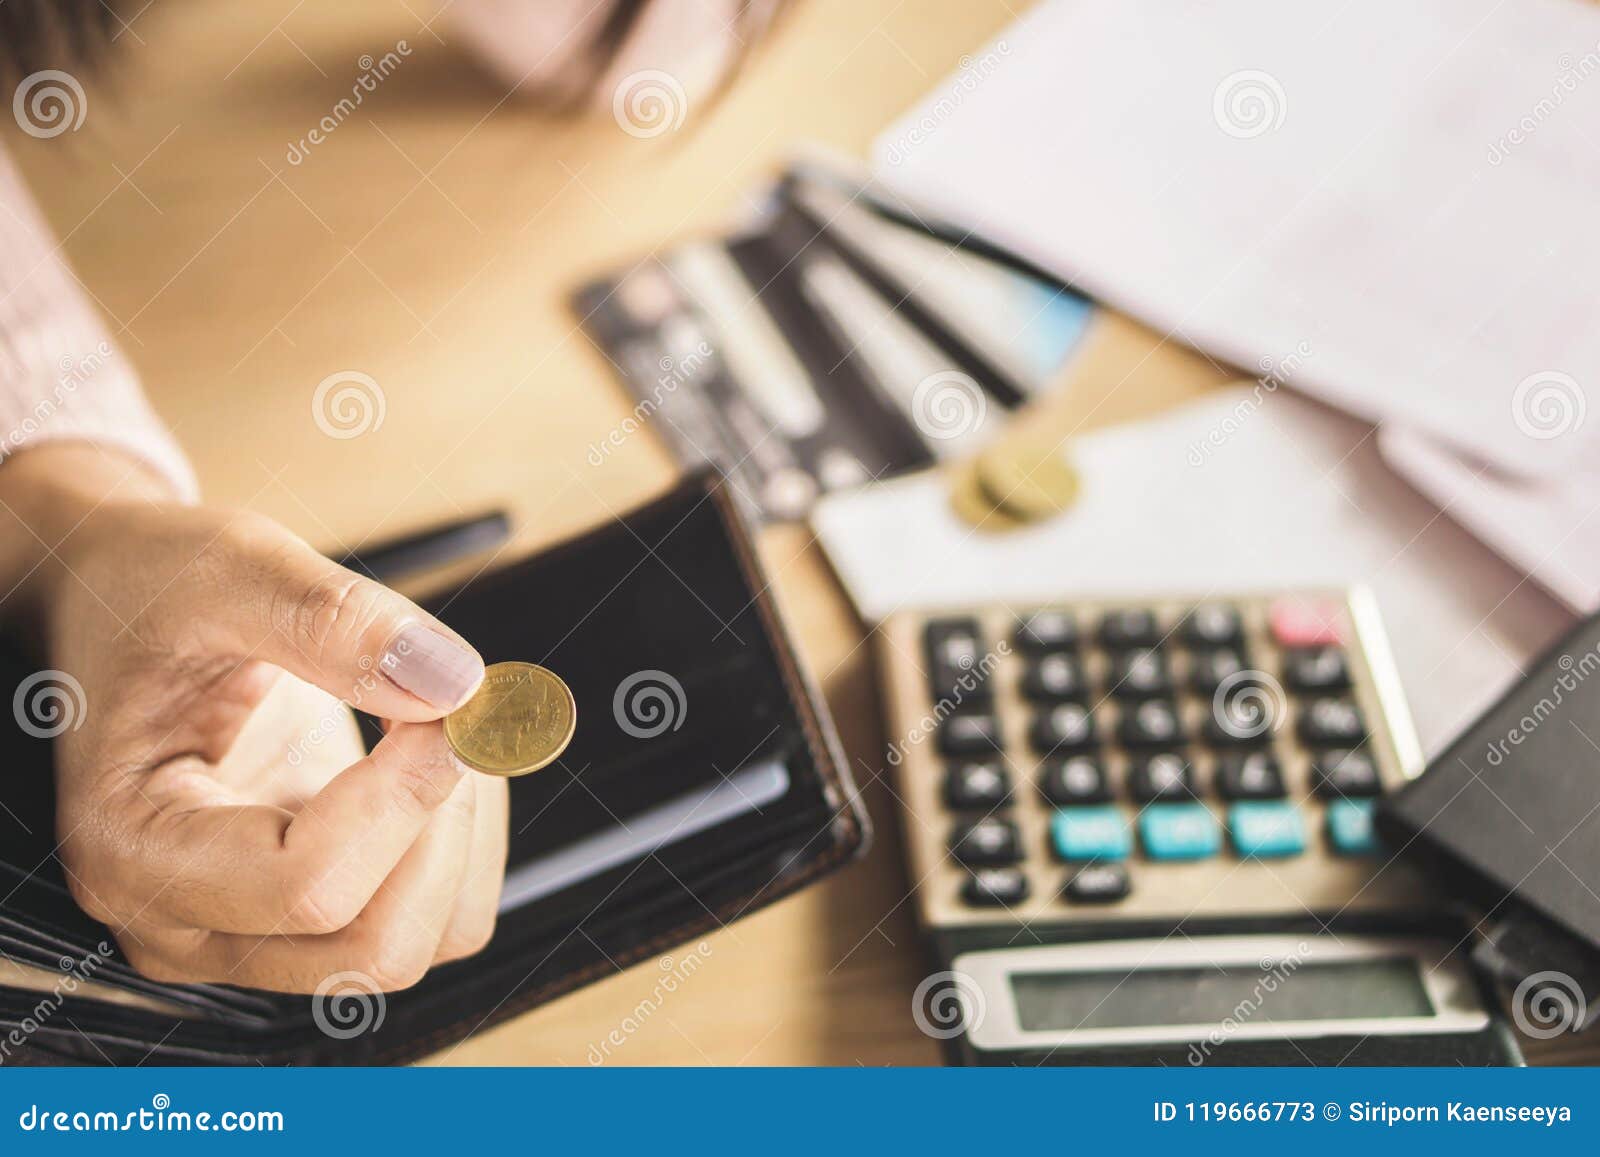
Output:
[{"left": 571, "top": 157, "right": 1096, "bottom": 522}]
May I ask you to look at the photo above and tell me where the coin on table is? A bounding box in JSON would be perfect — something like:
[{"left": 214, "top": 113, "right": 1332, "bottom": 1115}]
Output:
[
  {"left": 947, "top": 459, "right": 1029, "bottom": 533},
  {"left": 973, "top": 440, "right": 1080, "bottom": 524},
  {"left": 444, "top": 661, "right": 576, "bottom": 776}
]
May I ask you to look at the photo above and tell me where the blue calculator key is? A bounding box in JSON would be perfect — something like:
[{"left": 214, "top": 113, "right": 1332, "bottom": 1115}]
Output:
[
  {"left": 1138, "top": 804, "right": 1221, "bottom": 861},
  {"left": 1326, "top": 799, "right": 1379, "bottom": 856},
  {"left": 1050, "top": 807, "right": 1132, "bottom": 862},
  {"left": 1228, "top": 802, "right": 1307, "bottom": 858}
]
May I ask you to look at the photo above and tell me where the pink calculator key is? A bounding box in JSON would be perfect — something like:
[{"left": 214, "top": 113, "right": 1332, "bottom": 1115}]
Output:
[{"left": 1269, "top": 598, "right": 1345, "bottom": 646}]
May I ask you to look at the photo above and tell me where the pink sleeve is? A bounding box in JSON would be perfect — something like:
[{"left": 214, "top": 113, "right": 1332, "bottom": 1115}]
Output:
[{"left": 0, "top": 148, "right": 198, "bottom": 502}]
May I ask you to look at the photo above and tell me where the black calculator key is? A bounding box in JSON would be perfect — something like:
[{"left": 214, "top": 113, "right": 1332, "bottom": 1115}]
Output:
[
  {"left": 962, "top": 867, "right": 1030, "bottom": 907},
  {"left": 1216, "top": 752, "right": 1286, "bottom": 800},
  {"left": 1065, "top": 862, "right": 1131, "bottom": 904},
  {"left": 1312, "top": 748, "right": 1382, "bottom": 798},
  {"left": 938, "top": 712, "right": 1004, "bottom": 757},
  {"left": 1107, "top": 647, "right": 1171, "bottom": 698},
  {"left": 1016, "top": 609, "right": 1079, "bottom": 652},
  {"left": 950, "top": 817, "right": 1022, "bottom": 866},
  {"left": 1204, "top": 675, "right": 1283, "bottom": 746},
  {"left": 1128, "top": 752, "right": 1197, "bottom": 802},
  {"left": 1039, "top": 755, "right": 1111, "bottom": 805},
  {"left": 1118, "top": 698, "right": 1188, "bottom": 747},
  {"left": 943, "top": 760, "right": 1013, "bottom": 811},
  {"left": 1021, "top": 652, "right": 1088, "bottom": 701},
  {"left": 1030, "top": 703, "right": 1098, "bottom": 753},
  {"left": 1298, "top": 698, "right": 1367, "bottom": 746},
  {"left": 1190, "top": 646, "right": 1248, "bottom": 692},
  {"left": 923, "top": 617, "right": 993, "bottom": 704},
  {"left": 1283, "top": 646, "right": 1351, "bottom": 692},
  {"left": 1097, "top": 608, "right": 1162, "bottom": 650},
  {"left": 1182, "top": 603, "right": 1243, "bottom": 649}
]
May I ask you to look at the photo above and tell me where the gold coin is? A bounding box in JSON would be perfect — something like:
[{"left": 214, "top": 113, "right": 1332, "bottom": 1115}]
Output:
[
  {"left": 444, "top": 662, "right": 576, "bottom": 777},
  {"left": 973, "top": 441, "right": 1080, "bottom": 523},
  {"left": 947, "top": 460, "right": 1029, "bottom": 533}
]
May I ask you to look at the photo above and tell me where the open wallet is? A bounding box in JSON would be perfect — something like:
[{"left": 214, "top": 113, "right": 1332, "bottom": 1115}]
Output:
[{"left": 0, "top": 472, "right": 868, "bottom": 1065}]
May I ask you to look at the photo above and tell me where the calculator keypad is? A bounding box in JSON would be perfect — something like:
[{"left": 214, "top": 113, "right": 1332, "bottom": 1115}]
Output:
[{"left": 896, "top": 595, "right": 1422, "bottom": 924}]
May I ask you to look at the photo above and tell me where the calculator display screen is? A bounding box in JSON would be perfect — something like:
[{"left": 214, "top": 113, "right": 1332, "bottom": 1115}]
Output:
[{"left": 1011, "top": 958, "right": 1435, "bottom": 1032}]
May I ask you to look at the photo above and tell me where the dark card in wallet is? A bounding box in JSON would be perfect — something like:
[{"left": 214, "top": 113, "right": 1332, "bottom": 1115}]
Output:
[{"left": 0, "top": 473, "right": 868, "bottom": 1065}]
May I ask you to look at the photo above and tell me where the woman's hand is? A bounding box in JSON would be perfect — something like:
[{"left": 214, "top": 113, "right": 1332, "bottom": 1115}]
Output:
[{"left": 0, "top": 443, "right": 507, "bottom": 993}]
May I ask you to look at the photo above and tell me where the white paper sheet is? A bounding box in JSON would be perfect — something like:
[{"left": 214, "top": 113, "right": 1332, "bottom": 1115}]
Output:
[
  {"left": 872, "top": 0, "right": 1600, "bottom": 483},
  {"left": 811, "top": 390, "right": 1573, "bottom": 755}
]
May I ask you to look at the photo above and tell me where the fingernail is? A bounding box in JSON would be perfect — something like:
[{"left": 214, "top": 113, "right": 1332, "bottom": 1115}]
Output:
[{"left": 380, "top": 623, "right": 484, "bottom": 710}]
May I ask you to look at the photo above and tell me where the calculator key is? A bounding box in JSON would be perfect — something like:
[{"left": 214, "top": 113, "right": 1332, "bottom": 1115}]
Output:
[
  {"left": 1298, "top": 698, "right": 1368, "bottom": 746},
  {"left": 923, "top": 617, "right": 993, "bottom": 704},
  {"left": 962, "top": 867, "right": 1031, "bottom": 907},
  {"left": 1268, "top": 598, "right": 1344, "bottom": 647},
  {"left": 1016, "top": 609, "right": 1079, "bottom": 652},
  {"left": 1107, "top": 647, "right": 1172, "bottom": 698},
  {"left": 938, "top": 712, "right": 1004, "bottom": 757},
  {"left": 1283, "top": 646, "right": 1351, "bottom": 692},
  {"left": 1182, "top": 603, "right": 1243, "bottom": 649},
  {"left": 1227, "top": 802, "right": 1307, "bottom": 858},
  {"left": 1050, "top": 806, "right": 1132, "bottom": 862},
  {"left": 1311, "top": 748, "right": 1382, "bottom": 798},
  {"left": 1139, "top": 804, "right": 1222, "bottom": 861},
  {"left": 1204, "top": 675, "right": 1284, "bottom": 746},
  {"left": 1039, "top": 755, "right": 1111, "bottom": 805},
  {"left": 1117, "top": 698, "right": 1188, "bottom": 747},
  {"left": 1064, "top": 862, "right": 1131, "bottom": 904},
  {"left": 1127, "top": 752, "right": 1197, "bottom": 802},
  {"left": 1098, "top": 608, "right": 1162, "bottom": 650},
  {"left": 943, "top": 760, "right": 1012, "bottom": 811},
  {"left": 1326, "top": 799, "right": 1380, "bottom": 856},
  {"left": 1030, "top": 703, "right": 1098, "bottom": 753},
  {"left": 1021, "top": 652, "right": 1088, "bottom": 701},
  {"left": 1190, "top": 646, "right": 1249, "bottom": 692},
  {"left": 950, "top": 817, "right": 1022, "bottom": 866},
  {"left": 1215, "top": 752, "right": 1287, "bottom": 800}
]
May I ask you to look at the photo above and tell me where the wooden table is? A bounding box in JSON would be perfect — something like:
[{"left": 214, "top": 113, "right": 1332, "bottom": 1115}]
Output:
[{"left": 12, "top": 0, "right": 1591, "bottom": 1066}]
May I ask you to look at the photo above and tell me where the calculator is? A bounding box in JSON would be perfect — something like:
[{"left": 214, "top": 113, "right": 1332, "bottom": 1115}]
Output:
[{"left": 876, "top": 589, "right": 1521, "bottom": 1065}]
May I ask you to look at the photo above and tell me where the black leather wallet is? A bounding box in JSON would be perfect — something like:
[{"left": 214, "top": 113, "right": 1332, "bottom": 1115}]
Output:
[{"left": 0, "top": 473, "right": 868, "bottom": 1065}]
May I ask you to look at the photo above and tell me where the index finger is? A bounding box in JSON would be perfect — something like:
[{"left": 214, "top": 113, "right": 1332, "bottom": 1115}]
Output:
[{"left": 128, "top": 722, "right": 468, "bottom": 936}]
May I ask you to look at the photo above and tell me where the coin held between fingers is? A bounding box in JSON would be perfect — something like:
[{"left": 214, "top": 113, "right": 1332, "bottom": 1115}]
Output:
[{"left": 444, "top": 662, "right": 576, "bottom": 776}]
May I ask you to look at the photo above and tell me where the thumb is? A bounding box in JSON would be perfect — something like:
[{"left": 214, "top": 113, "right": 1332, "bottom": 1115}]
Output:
[{"left": 196, "top": 516, "right": 485, "bottom": 721}]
